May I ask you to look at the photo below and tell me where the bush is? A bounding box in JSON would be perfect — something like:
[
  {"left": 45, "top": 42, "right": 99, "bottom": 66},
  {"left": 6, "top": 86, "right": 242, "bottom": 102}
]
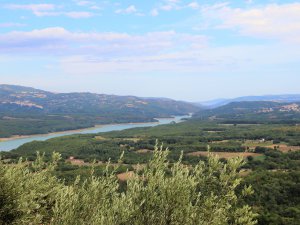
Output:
[{"left": 0, "top": 146, "right": 257, "bottom": 225}]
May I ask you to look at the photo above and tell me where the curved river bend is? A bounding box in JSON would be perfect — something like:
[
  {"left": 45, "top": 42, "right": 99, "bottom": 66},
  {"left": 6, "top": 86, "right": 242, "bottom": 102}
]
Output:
[{"left": 0, "top": 115, "right": 189, "bottom": 152}]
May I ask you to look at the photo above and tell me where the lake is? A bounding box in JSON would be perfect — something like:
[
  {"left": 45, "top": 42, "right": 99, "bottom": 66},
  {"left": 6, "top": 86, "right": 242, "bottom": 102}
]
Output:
[{"left": 0, "top": 115, "right": 189, "bottom": 152}]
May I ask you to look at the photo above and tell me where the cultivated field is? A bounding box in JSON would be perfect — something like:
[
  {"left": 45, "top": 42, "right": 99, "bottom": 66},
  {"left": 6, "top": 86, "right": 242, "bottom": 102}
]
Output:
[
  {"left": 265, "top": 144, "right": 300, "bottom": 152},
  {"left": 187, "top": 151, "right": 262, "bottom": 159}
]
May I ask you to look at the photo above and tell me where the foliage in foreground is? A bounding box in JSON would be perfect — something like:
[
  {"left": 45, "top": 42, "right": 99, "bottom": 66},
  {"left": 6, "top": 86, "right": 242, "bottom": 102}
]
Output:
[{"left": 0, "top": 146, "right": 257, "bottom": 225}]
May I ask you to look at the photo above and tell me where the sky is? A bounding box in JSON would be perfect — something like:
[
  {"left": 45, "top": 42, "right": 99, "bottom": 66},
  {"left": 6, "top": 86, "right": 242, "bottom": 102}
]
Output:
[{"left": 0, "top": 0, "right": 299, "bottom": 101}]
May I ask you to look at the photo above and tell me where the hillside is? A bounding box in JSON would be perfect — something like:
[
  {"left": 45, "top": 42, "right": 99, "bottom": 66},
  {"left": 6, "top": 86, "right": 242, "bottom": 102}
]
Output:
[
  {"left": 193, "top": 101, "right": 300, "bottom": 124},
  {"left": 0, "top": 84, "right": 199, "bottom": 137},
  {"left": 197, "top": 94, "right": 300, "bottom": 108},
  {"left": 0, "top": 84, "right": 198, "bottom": 116}
]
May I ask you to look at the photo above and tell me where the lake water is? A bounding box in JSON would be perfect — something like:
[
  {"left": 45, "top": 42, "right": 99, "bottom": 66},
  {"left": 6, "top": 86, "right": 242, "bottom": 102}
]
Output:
[{"left": 0, "top": 115, "right": 189, "bottom": 152}]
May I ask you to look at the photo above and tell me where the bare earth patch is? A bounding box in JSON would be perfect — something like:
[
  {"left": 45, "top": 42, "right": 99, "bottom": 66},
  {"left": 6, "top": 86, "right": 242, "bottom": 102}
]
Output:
[
  {"left": 117, "top": 171, "right": 135, "bottom": 181},
  {"left": 239, "top": 169, "right": 252, "bottom": 177},
  {"left": 187, "top": 151, "right": 262, "bottom": 159},
  {"left": 66, "top": 157, "right": 87, "bottom": 166},
  {"left": 132, "top": 164, "right": 146, "bottom": 171},
  {"left": 94, "top": 136, "right": 108, "bottom": 140},
  {"left": 121, "top": 138, "right": 141, "bottom": 142},
  {"left": 136, "top": 149, "right": 153, "bottom": 154},
  {"left": 211, "top": 140, "right": 230, "bottom": 143},
  {"left": 266, "top": 144, "right": 300, "bottom": 152},
  {"left": 205, "top": 131, "right": 223, "bottom": 133}
]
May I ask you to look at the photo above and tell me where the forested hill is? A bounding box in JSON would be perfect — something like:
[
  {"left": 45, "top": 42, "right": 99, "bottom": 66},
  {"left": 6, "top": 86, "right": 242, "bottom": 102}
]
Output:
[
  {"left": 0, "top": 84, "right": 198, "bottom": 116},
  {"left": 197, "top": 94, "right": 300, "bottom": 108},
  {"left": 0, "top": 84, "right": 199, "bottom": 137},
  {"left": 193, "top": 101, "right": 300, "bottom": 124}
]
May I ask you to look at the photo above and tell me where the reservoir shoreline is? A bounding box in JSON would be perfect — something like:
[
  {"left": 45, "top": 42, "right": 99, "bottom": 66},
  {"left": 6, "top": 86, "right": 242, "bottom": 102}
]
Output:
[
  {"left": 0, "top": 115, "right": 190, "bottom": 152},
  {"left": 0, "top": 121, "right": 161, "bottom": 142}
]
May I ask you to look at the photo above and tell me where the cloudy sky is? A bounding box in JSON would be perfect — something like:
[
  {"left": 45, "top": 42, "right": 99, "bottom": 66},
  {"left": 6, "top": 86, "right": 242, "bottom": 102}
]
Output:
[{"left": 0, "top": 0, "right": 299, "bottom": 101}]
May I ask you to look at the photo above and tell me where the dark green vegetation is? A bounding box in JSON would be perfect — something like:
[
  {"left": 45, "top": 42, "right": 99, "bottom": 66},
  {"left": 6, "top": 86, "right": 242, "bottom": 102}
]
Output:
[
  {"left": 0, "top": 114, "right": 96, "bottom": 137},
  {"left": 0, "top": 149, "right": 256, "bottom": 225},
  {"left": 3, "top": 120, "right": 300, "bottom": 224},
  {"left": 194, "top": 101, "right": 300, "bottom": 124},
  {"left": 0, "top": 84, "right": 199, "bottom": 137},
  {"left": 197, "top": 94, "right": 300, "bottom": 108},
  {"left": 6, "top": 120, "right": 300, "bottom": 163},
  {"left": 2, "top": 100, "right": 300, "bottom": 224},
  {"left": 244, "top": 170, "right": 300, "bottom": 225}
]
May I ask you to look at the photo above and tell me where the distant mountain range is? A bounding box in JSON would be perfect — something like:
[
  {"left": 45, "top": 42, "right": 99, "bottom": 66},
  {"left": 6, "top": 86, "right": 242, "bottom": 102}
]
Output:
[
  {"left": 0, "top": 84, "right": 199, "bottom": 118},
  {"left": 0, "top": 84, "right": 201, "bottom": 138},
  {"left": 193, "top": 101, "right": 300, "bottom": 124},
  {"left": 2, "top": 84, "right": 300, "bottom": 138},
  {"left": 196, "top": 95, "right": 300, "bottom": 108}
]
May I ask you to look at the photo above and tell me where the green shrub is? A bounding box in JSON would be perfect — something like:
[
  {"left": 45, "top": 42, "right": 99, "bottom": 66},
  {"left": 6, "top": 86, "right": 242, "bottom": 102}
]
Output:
[{"left": 0, "top": 146, "right": 257, "bottom": 225}]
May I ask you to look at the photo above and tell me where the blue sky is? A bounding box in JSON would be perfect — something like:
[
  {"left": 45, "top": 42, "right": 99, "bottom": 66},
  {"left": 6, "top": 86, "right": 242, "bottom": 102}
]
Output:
[{"left": 0, "top": 0, "right": 299, "bottom": 101}]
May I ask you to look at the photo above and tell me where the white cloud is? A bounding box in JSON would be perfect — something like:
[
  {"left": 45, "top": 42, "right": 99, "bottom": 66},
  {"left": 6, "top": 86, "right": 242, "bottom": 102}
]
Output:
[
  {"left": 33, "top": 11, "right": 60, "bottom": 17},
  {"left": 1, "top": 25, "right": 299, "bottom": 76},
  {"left": 31, "top": 11, "right": 94, "bottom": 18},
  {"left": 59, "top": 42, "right": 300, "bottom": 76},
  {"left": 115, "top": 5, "right": 137, "bottom": 14},
  {"left": 65, "top": 11, "right": 94, "bottom": 18},
  {"left": 5, "top": 3, "right": 94, "bottom": 18},
  {"left": 202, "top": 2, "right": 300, "bottom": 43},
  {"left": 167, "top": 0, "right": 181, "bottom": 3},
  {"left": 187, "top": 2, "right": 200, "bottom": 9},
  {"left": 6, "top": 4, "right": 55, "bottom": 11},
  {"left": 74, "top": 1, "right": 94, "bottom": 6},
  {"left": 160, "top": 0, "right": 182, "bottom": 11},
  {"left": 150, "top": 9, "right": 159, "bottom": 16},
  {"left": 201, "top": 2, "right": 230, "bottom": 12},
  {"left": 90, "top": 5, "right": 102, "bottom": 10},
  {"left": 0, "top": 27, "right": 208, "bottom": 71},
  {"left": 161, "top": 5, "right": 173, "bottom": 11},
  {"left": 73, "top": 0, "right": 101, "bottom": 10},
  {"left": 0, "top": 22, "right": 26, "bottom": 28}
]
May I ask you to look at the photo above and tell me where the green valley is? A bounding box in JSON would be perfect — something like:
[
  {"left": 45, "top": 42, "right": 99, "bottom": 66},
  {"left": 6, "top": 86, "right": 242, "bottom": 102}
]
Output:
[{"left": 1, "top": 97, "right": 300, "bottom": 224}]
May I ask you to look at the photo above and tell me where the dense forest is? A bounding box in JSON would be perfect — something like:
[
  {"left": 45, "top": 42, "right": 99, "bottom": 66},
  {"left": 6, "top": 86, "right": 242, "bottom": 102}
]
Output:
[{"left": 0, "top": 113, "right": 157, "bottom": 138}]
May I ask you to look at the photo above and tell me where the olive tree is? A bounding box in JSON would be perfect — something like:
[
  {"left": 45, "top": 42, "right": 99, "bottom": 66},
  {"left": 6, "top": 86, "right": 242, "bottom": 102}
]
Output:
[{"left": 0, "top": 146, "right": 257, "bottom": 225}]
